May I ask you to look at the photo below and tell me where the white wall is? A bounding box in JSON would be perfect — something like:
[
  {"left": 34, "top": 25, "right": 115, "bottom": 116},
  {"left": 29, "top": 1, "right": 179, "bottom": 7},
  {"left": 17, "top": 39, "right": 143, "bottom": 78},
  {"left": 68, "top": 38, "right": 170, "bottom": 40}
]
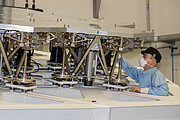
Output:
[
  {"left": 15, "top": 0, "right": 148, "bottom": 30},
  {"left": 99, "top": 0, "right": 147, "bottom": 31},
  {"left": 14, "top": 0, "right": 180, "bottom": 35},
  {"left": 15, "top": 0, "right": 93, "bottom": 18},
  {"left": 150, "top": 0, "right": 180, "bottom": 36}
]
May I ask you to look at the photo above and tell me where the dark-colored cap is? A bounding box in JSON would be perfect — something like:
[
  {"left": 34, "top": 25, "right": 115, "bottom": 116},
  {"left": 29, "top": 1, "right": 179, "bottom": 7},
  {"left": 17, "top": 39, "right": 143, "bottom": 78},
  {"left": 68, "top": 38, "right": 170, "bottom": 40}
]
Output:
[{"left": 141, "top": 47, "right": 162, "bottom": 63}]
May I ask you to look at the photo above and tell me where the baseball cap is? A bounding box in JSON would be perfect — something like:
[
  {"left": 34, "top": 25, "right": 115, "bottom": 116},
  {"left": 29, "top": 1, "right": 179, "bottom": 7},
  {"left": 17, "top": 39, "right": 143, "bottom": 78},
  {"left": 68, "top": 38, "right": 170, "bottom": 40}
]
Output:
[{"left": 141, "top": 47, "right": 162, "bottom": 63}]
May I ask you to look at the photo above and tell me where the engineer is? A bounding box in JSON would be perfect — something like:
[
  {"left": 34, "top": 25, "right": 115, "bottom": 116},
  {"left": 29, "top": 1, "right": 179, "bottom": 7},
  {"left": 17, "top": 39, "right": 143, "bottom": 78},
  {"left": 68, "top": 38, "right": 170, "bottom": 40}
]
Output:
[{"left": 118, "top": 47, "right": 169, "bottom": 96}]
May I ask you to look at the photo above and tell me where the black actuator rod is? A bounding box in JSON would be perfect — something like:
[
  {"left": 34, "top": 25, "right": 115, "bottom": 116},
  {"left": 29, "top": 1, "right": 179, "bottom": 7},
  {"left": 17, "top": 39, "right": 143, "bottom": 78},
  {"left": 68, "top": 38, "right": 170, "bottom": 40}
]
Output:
[
  {"left": 25, "top": 0, "right": 28, "bottom": 8},
  {"left": 32, "top": 0, "right": 35, "bottom": 9}
]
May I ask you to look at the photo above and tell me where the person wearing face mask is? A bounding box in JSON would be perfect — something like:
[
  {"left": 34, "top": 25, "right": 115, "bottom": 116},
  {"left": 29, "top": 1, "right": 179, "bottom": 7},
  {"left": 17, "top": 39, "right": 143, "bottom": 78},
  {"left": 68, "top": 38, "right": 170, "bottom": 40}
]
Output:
[{"left": 118, "top": 47, "right": 169, "bottom": 96}]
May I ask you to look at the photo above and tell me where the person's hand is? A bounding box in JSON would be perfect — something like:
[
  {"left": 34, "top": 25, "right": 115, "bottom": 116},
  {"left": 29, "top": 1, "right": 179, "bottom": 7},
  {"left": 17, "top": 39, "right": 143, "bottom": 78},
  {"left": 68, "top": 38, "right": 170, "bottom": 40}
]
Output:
[{"left": 129, "top": 86, "right": 141, "bottom": 93}]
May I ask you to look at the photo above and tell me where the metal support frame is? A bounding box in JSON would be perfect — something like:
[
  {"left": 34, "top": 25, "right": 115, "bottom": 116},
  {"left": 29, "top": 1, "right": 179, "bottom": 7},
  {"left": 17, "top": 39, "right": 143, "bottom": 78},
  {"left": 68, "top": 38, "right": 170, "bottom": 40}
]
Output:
[
  {"left": 0, "top": 53, "right": 3, "bottom": 77},
  {"left": 117, "top": 53, "right": 123, "bottom": 82},
  {"left": 5, "top": 32, "right": 36, "bottom": 43},
  {"left": 2, "top": 46, "right": 20, "bottom": 67},
  {"left": 22, "top": 51, "right": 28, "bottom": 82},
  {"left": 97, "top": 53, "right": 106, "bottom": 75},
  {"left": 65, "top": 50, "right": 70, "bottom": 74},
  {"left": 69, "top": 48, "right": 84, "bottom": 70},
  {"left": 98, "top": 36, "right": 108, "bottom": 76},
  {"left": 73, "top": 37, "right": 98, "bottom": 74},
  {"left": 69, "top": 48, "right": 80, "bottom": 62},
  {"left": 109, "top": 37, "right": 124, "bottom": 83},
  {"left": 116, "top": 37, "right": 123, "bottom": 82},
  {"left": 96, "top": 49, "right": 111, "bottom": 66},
  {"left": 60, "top": 48, "right": 66, "bottom": 77},
  {"left": 104, "top": 49, "right": 111, "bottom": 57},
  {"left": 110, "top": 51, "right": 120, "bottom": 77},
  {"left": 67, "top": 50, "right": 71, "bottom": 58},
  {"left": 0, "top": 37, "right": 13, "bottom": 76},
  {"left": 73, "top": 36, "right": 108, "bottom": 77},
  {"left": 15, "top": 51, "right": 26, "bottom": 78}
]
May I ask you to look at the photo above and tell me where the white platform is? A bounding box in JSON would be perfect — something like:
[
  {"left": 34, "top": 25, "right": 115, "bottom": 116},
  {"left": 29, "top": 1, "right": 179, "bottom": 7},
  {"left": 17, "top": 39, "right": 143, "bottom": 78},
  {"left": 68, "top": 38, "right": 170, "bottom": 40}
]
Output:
[
  {"left": 5, "top": 83, "right": 37, "bottom": 90},
  {"left": 0, "top": 78, "right": 180, "bottom": 120}
]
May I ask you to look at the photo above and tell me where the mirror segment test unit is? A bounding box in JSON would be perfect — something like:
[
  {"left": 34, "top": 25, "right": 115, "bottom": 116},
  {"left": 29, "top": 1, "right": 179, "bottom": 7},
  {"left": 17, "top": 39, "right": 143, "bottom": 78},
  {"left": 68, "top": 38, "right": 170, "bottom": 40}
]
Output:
[{"left": 0, "top": 2, "right": 180, "bottom": 120}]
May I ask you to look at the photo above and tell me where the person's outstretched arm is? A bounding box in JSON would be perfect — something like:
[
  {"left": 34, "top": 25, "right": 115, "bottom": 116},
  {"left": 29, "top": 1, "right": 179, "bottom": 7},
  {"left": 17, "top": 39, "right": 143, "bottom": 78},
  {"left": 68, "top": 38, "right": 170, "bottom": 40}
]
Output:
[{"left": 118, "top": 57, "right": 143, "bottom": 83}]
